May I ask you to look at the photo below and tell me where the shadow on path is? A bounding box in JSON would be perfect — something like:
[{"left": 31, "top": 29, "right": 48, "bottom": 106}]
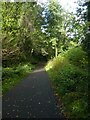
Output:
[{"left": 2, "top": 66, "right": 64, "bottom": 118}]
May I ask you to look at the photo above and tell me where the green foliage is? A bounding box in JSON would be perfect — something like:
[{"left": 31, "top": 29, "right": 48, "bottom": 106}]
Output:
[
  {"left": 2, "top": 1, "right": 87, "bottom": 64},
  {"left": 55, "top": 64, "right": 88, "bottom": 95},
  {"left": 43, "top": 0, "right": 65, "bottom": 57},
  {"left": 2, "top": 63, "right": 35, "bottom": 94},
  {"left": 2, "top": 2, "right": 46, "bottom": 65},
  {"left": 2, "top": 1, "right": 88, "bottom": 118},
  {"left": 46, "top": 46, "right": 88, "bottom": 119},
  {"left": 64, "top": 47, "right": 88, "bottom": 69}
]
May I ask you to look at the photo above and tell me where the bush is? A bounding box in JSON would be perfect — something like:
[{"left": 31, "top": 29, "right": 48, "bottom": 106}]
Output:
[
  {"left": 46, "top": 46, "right": 88, "bottom": 119},
  {"left": 2, "top": 68, "right": 15, "bottom": 80},
  {"left": 52, "top": 63, "right": 88, "bottom": 101},
  {"left": 2, "top": 63, "right": 34, "bottom": 79},
  {"left": 2, "top": 63, "right": 35, "bottom": 94},
  {"left": 64, "top": 47, "right": 88, "bottom": 69}
]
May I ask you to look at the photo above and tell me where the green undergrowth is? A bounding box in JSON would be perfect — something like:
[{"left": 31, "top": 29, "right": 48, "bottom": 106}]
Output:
[
  {"left": 45, "top": 46, "right": 89, "bottom": 119},
  {"left": 2, "top": 63, "right": 35, "bottom": 94}
]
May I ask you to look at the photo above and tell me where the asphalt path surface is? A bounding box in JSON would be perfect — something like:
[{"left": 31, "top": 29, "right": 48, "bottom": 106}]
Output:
[{"left": 2, "top": 66, "right": 64, "bottom": 119}]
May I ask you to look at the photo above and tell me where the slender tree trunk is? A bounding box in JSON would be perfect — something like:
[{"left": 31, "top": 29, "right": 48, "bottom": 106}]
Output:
[{"left": 55, "top": 46, "right": 58, "bottom": 58}]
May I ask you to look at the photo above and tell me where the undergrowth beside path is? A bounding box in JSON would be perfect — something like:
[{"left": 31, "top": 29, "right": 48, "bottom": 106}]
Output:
[
  {"left": 45, "top": 46, "right": 89, "bottom": 119},
  {"left": 2, "top": 63, "right": 35, "bottom": 94}
]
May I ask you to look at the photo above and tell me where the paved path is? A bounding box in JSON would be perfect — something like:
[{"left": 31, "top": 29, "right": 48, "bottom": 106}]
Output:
[{"left": 2, "top": 66, "right": 64, "bottom": 118}]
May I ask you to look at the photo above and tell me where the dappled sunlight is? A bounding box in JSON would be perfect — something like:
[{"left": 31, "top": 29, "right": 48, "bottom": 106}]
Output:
[
  {"left": 32, "top": 68, "right": 45, "bottom": 73},
  {"left": 45, "top": 60, "right": 53, "bottom": 71},
  {"left": 2, "top": 63, "right": 34, "bottom": 94},
  {"left": 2, "top": 0, "right": 88, "bottom": 119},
  {"left": 45, "top": 55, "right": 68, "bottom": 72},
  {"left": 46, "top": 46, "right": 88, "bottom": 118}
]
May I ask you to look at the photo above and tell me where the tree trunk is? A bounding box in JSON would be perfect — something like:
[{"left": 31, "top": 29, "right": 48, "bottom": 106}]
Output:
[{"left": 55, "top": 47, "right": 58, "bottom": 58}]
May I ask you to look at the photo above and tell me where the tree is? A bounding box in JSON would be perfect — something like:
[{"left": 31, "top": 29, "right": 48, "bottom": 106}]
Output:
[
  {"left": 76, "top": 0, "right": 89, "bottom": 53},
  {"left": 2, "top": 2, "right": 49, "bottom": 66},
  {"left": 2, "top": 2, "right": 23, "bottom": 66},
  {"left": 42, "top": 0, "right": 64, "bottom": 58}
]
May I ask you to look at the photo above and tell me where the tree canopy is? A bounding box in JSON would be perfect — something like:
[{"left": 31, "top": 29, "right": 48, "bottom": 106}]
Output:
[
  {"left": 2, "top": 1, "right": 88, "bottom": 66},
  {"left": 2, "top": 1, "right": 89, "bottom": 119}
]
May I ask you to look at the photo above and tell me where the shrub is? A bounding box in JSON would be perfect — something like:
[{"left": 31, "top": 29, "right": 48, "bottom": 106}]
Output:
[
  {"left": 46, "top": 46, "right": 88, "bottom": 119},
  {"left": 2, "top": 63, "right": 35, "bottom": 94},
  {"left": 64, "top": 47, "right": 88, "bottom": 69},
  {"left": 2, "top": 68, "right": 15, "bottom": 80}
]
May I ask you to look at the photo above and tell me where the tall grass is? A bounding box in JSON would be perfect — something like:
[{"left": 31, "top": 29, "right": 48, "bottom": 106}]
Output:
[{"left": 45, "top": 46, "right": 88, "bottom": 119}]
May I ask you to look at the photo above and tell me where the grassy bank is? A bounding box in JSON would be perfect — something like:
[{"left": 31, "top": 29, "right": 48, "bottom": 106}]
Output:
[
  {"left": 2, "top": 63, "right": 35, "bottom": 94},
  {"left": 45, "top": 46, "right": 88, "bottom": 119}
]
